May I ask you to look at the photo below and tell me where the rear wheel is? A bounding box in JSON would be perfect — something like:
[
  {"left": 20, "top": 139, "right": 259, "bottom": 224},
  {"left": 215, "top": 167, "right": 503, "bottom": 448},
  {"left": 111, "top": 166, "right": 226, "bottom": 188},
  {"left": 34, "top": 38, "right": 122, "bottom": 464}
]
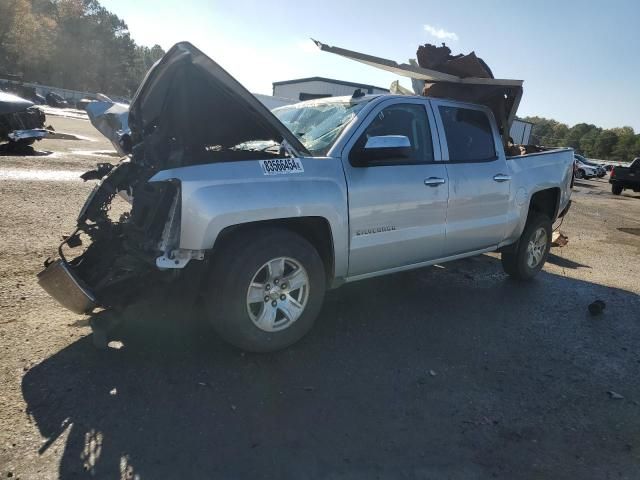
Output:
[
  {"left": 612, "top": 184, "right": 623, "bottom": 195},
  {"left": 205, "top": 228, "right": 326, "bottom": 352},
  {"left": 501, "top": 213, "right": 552, "bottom": 281},
  {"left": 575, "top": 169, "right": 584, "bottom": 179}
]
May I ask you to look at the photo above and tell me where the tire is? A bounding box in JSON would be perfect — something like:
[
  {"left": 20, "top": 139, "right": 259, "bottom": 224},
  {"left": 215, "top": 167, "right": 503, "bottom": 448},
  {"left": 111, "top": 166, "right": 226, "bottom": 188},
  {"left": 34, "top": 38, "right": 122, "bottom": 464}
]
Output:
[
  {"left": 575, "top": 169, "right": 584, "bottom": 179},
  {"left": 205, "top": 228, "right": 326, "bottom": 352},
  {"left": 501, "top": 213, "right": 552, "bottom": 281},
  {"left": 612, "top": 184, "right": 623, "bottom": 195}
]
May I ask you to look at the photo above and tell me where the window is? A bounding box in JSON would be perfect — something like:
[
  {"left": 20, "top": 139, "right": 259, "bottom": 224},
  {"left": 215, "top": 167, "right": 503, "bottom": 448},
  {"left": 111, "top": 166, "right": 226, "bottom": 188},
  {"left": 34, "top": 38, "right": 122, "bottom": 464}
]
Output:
[
  {"left": 352, "top": 103, "right": 434, "bottom": 165},
  {"left": 439, "top": 106, "right": 496, "bottom": 162},
  {"left": 273, "top": 100, "right": 369, "bottom": 156}
]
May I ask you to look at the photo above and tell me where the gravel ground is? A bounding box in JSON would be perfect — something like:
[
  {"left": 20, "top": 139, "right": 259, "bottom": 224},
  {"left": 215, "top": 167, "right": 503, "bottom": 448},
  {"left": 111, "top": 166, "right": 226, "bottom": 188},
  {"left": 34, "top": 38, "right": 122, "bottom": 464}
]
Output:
[{"left": 1, "top": 115, "right": 639, "bottom": 479}]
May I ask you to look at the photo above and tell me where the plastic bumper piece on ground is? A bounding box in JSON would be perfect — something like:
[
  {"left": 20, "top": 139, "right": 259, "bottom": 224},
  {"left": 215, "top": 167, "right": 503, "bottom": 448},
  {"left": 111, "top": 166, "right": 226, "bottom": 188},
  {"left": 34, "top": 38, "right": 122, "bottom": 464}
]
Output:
[{"left": 37, "top": 259, "right": 96, "bottom": 314}]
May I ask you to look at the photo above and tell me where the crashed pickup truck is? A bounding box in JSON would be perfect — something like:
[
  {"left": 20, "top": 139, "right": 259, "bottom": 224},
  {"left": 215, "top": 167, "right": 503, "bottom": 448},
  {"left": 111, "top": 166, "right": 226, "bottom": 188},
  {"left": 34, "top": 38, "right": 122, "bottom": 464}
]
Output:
[{"left": 38, "top": 42, "right": 573, "bottom": 352}]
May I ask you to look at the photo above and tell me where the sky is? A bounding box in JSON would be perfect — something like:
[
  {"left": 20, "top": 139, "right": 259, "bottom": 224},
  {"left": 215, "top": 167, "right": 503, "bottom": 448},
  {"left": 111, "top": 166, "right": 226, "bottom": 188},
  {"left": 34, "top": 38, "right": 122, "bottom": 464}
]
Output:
[{"left": 100, "top": 0, "right": 640, "bottom": 131}]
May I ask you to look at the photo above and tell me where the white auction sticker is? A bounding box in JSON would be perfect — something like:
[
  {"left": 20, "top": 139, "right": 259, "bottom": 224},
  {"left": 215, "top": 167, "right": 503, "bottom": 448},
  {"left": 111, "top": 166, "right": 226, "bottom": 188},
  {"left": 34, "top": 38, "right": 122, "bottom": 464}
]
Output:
[{"left": 259, "top": 158, "right": 304, "bottom": 175}]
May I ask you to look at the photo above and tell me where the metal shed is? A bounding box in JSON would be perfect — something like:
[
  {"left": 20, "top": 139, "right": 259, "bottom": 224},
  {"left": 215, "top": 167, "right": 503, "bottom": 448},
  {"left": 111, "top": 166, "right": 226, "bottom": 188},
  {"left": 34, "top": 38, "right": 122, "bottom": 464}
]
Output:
[{"left": 272, "top": 76, "right": 388, "bottom": 101}]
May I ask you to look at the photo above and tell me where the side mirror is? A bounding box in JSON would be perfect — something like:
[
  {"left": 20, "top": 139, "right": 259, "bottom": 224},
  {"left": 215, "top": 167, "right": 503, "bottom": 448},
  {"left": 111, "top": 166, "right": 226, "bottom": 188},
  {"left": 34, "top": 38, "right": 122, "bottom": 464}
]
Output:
[{"left": 352, "top": 135, "right": 412, "bottom": 165}]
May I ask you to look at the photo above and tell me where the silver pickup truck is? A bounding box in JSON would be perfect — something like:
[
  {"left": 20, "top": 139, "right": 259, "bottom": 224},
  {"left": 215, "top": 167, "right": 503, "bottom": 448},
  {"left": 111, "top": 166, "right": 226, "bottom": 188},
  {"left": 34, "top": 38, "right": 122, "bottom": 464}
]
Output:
[{"left": 38, "top": 42, "right": 574, "bottom": 352}]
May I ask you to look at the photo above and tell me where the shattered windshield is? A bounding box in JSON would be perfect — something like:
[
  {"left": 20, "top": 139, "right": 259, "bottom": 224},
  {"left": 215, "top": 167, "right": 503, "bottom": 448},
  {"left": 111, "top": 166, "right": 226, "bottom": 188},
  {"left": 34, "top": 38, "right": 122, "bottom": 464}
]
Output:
[{"left": 273, "top": 100, "right": 369, "bottom": 156}]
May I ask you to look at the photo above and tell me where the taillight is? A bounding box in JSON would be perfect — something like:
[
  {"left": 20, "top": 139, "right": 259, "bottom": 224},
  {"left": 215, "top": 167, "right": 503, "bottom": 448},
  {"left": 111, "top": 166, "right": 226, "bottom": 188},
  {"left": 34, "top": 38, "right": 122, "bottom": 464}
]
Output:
[{"left": 610, "top": 167, "right": 616, "bottom": 178}]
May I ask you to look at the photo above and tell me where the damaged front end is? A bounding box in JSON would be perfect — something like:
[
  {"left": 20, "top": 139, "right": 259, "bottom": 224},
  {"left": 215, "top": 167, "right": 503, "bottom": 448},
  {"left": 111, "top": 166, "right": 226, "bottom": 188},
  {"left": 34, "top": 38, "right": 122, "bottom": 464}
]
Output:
[
  {"left": 38, "top": 161, "right": 182, "bottom": 314},
  {"left": 38, "top": 41, "right": 307, "bottom": 315}
]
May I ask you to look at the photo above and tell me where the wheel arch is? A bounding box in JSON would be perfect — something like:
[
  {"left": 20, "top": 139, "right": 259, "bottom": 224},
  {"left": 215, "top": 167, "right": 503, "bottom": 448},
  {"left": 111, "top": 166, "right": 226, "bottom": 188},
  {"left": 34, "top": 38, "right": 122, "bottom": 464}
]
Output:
[
  {"left": 527, "top": 187, "right": 561, "bottom": 223},
  {"left": 212, "top": 217, "right": 336, "bottom": 284}
]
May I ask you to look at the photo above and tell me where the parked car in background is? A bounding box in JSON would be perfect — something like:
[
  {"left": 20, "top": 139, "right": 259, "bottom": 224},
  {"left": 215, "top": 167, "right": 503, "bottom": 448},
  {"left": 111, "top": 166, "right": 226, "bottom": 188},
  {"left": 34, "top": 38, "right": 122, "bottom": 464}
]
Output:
[
  {"left": 45, "top": 91, "right": 69, "bottom": 108},
  {"left": 609, "top": 158, "right": 640, "bottom": 195},
  {"left": 573, "top": 153, "right": 607, "bottom": 178},
  {"left": 38, "top": 42, "right": 575, "bottom": 352},
  {"left": 574, "top": 155, "right": 599, "bottom": 179},
  {"left": 0, "top": 92, "right": 47, "bottom": 147},
  {"left": 577, "top": 154, "right": 607, "bottom": 178}
]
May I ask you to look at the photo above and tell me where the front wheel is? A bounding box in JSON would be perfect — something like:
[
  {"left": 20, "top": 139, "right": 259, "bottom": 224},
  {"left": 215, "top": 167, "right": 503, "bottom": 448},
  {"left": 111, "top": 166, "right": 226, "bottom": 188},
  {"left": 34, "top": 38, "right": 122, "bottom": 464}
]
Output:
[
  {"left": 205, "top": 228, "right": 326, "bottom": 352},
  {"left": 501, "top": 213, "right": 552, "bottom": 281},
  {"left": 611, "top": 184, "right": 623, "bottom": 195},
  {"left": 575, "top": 169, "right": 584, "bottom": 179}
]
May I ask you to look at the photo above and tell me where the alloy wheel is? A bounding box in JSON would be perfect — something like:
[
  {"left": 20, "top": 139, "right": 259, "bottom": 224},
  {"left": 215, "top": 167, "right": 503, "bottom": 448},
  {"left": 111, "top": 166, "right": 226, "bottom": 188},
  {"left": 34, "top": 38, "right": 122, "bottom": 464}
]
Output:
[{"left": 246, "top": 257, "right": 310, "bottom": 332}]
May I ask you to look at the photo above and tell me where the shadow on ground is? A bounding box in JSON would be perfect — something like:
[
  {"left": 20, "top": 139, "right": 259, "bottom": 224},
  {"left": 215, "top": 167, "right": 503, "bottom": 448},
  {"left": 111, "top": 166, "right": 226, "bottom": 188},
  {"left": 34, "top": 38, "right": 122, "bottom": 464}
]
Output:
[
  {"left": 546, "top": 253, "right": 591, "bottom": 270},
  {"left": 22, "top": 255, "right": 640, "bottom": 479},
  {"left": 619, "top": 228, "right": 640, "bottom": 237},
  {"left": 0, "top": 143, "right": 53, "bottom": 156}
]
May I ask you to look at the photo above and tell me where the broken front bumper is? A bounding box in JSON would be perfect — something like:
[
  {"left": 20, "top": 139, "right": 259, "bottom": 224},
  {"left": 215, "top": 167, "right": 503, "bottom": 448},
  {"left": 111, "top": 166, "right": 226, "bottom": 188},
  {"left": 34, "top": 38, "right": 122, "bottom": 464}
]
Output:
[
  {"left": 7, "top": 128, "right": 47, "bottom": 142},
  {"left": 37, "top": 259, "right": 97, "bottom": 314}
]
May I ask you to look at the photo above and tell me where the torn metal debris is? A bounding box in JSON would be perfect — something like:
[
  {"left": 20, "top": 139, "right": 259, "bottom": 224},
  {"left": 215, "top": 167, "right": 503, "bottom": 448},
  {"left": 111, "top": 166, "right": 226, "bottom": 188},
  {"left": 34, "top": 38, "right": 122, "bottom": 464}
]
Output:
[
  {"left": 85, "top": 97, "right": 131, "bottom": 156},
  {"left": 416, "top": 43, "right": 493, "bottom": 79},
  {"left": 313, "top": 39, "right": 523, "bottom": 145}
]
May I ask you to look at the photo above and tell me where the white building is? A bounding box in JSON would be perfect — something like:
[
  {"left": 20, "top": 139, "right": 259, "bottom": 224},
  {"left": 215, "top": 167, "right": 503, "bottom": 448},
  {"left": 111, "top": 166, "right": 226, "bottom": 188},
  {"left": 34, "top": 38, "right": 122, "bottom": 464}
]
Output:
[
  {"left": 252, "top": 93, "right": 295, "bottom": 110},
  {"left": 272, "top": 76, "right": 389, "bottom": 102}
]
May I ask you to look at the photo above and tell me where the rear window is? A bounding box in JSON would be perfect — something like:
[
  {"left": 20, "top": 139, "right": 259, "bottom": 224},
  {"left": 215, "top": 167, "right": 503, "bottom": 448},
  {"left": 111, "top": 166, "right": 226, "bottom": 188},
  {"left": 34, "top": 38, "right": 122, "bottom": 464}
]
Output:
[{"left": 439, "top": 106, "right": 496, "bottom": 162}]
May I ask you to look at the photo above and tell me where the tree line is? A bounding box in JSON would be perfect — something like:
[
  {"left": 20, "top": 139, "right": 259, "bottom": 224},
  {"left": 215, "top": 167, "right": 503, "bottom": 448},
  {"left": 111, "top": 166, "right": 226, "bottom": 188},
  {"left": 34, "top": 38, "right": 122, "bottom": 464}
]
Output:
[
  {"left": 0, "top": 0, "right": 165, "bottom": 98},
  {"left": 524, "top": 116, "right": 640, "bottom": 163},
  {"left": 2, "top": 0, "right": 637, "bottom": 161}
]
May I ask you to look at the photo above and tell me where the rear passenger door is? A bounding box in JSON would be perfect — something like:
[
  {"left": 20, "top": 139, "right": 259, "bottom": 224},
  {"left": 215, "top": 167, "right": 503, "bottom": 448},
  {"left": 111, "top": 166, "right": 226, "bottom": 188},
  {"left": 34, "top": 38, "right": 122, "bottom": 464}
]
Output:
[
  {"left": 342, "top": 99, "right": 449, "bottom": 277},
  {"left": 431, "top": 101, "right": 511, "bottom": 257}
]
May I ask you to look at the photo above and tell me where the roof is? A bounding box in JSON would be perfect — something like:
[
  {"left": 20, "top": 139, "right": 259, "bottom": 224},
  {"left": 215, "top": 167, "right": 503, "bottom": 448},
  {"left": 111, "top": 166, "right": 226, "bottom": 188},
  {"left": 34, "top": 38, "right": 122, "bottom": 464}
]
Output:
[{"left": 272, "top": 76, "right": 389, "bottom": 92}]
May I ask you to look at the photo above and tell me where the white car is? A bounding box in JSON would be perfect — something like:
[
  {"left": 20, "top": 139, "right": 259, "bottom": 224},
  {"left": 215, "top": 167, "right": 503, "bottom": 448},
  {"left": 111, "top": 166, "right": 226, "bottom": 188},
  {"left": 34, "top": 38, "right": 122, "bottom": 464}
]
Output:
[
  {"left": 574, "top": 157, "right": 600, "bottom": 179},
  {"left": 574, "top": 154, "right": 606, "bottom": 178}
]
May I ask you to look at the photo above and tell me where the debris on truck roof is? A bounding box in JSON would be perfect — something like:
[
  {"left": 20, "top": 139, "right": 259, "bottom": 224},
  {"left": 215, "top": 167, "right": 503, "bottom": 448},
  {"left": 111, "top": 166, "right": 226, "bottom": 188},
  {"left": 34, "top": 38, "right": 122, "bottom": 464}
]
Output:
[
  {"left": 313, "top": 39, "right": 523, "bottom": 144},
  {"left": 416, "top": 43, "right": 494, "bottom": 79},
  {"left": 312, "top": 39, "right": 522, "bottom": 87}
]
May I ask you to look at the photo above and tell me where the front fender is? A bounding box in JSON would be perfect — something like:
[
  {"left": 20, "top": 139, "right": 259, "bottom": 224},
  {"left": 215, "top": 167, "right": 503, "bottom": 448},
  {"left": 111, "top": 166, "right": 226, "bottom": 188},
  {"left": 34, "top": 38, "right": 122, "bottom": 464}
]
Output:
[{"left": 149, "top": 157, "right": 349, "bottom": 278}]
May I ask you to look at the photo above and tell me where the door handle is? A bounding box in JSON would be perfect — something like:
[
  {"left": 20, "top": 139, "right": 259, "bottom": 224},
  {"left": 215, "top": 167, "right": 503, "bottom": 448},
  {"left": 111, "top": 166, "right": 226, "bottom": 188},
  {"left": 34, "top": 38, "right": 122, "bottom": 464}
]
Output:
[
  {"left": 424, "top": 177, "right": 446, "bottom": 187},
  {"left": 493, "top": 174, "right": 512, "bottom": 182}
]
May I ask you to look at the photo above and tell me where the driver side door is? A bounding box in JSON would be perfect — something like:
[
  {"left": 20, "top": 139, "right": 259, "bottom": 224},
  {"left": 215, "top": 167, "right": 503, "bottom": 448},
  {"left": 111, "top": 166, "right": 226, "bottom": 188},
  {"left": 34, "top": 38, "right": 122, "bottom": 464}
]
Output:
[{"left": 341, "top": 99, "right": 449, "bottom": 278}]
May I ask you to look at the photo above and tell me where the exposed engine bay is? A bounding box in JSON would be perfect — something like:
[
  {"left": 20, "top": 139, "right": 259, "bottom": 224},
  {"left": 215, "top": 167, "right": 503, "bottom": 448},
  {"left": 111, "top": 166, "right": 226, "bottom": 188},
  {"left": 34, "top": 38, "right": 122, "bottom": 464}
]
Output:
[
  {"left": 39, "top": 160, "right": 181, "bottom": 312},
  {"left": 38, "top": 42, "right": 305, "bottom": 314}
]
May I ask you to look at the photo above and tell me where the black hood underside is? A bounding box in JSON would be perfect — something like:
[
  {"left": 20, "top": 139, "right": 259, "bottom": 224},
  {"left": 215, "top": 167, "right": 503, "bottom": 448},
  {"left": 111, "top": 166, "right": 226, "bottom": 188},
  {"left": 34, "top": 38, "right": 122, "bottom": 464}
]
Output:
[{"left": 128, "top": 42, "right": 308, "bottom": 165}]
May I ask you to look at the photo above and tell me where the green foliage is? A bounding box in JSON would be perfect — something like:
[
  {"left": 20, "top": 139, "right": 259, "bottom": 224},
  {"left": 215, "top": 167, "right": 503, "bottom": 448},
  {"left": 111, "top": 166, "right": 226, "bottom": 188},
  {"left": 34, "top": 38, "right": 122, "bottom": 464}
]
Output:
[
  {"left": 523, "top": 116, "right": 639, "bottom": 163},
  {"left": 0, "top": 0, "right": 165, "bottom": 97}
]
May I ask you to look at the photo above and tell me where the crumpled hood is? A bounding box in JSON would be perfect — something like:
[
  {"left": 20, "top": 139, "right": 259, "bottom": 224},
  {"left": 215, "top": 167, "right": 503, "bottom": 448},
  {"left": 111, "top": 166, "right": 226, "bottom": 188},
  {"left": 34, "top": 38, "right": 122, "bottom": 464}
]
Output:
[
  {"left": 128, "top": 42, "right": 308, "bottom": 156},
  {"left": 85, "top": 100, "right": 130, "bottom": 155}
]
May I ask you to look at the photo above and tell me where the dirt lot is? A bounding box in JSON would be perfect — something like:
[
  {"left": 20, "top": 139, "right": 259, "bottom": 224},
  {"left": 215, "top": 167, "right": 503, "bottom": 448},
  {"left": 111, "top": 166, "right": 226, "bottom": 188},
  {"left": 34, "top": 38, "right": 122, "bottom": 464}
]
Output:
[{"left": 1, "top": 115, "right": 639, "bottom": 479}]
